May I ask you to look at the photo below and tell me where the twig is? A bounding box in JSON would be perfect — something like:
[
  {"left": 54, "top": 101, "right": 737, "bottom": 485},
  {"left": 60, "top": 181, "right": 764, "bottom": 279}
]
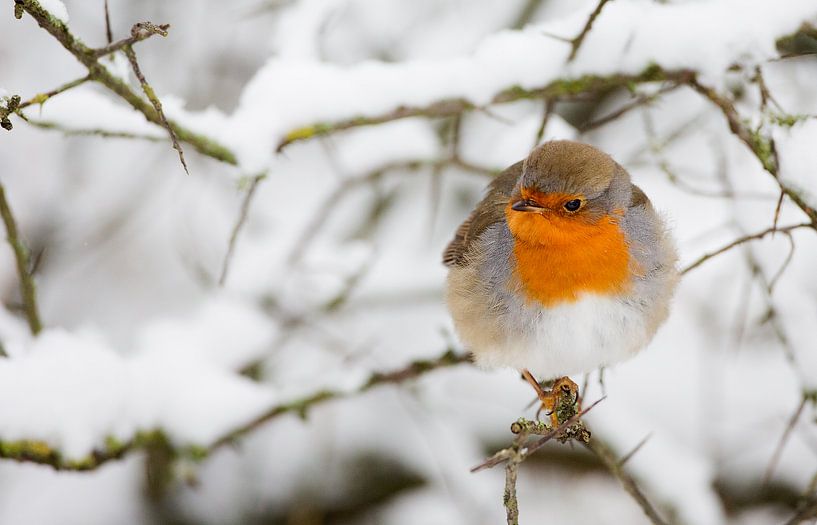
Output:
[
  {"left": 211, "top": 349, "right": 472, "bottom": 449},
  {"left": 784, "top": 499, "right": 817, "bottom": 525},
  {"left": 681, "top": 222, "right": 812, "bottom": 275},
  {"left": 276, "top": 68, "right": 694, "bottom": 151},
  {"left": 580, "top": 83, "right": 681, "bottom": 133},
  {"left": 510, "top": 0, "right": 545, "bottom": 30},
  {"left": 471, "top": 397, "right": 604, "bottom": 473},
  {"left": 218, "top": 174, "right": 265, "bottom": 286},
  {"left": 14, "top": 0, "right": 236, "bottom": 165},
  {"left": 504, "top": 458, "right": 520, "bottom": 525},
  {"left": 584, "top": 437, "right": 670, "bottom": 525},
  {"left": 567, "top": 0, "right": 613, "bottom": 62},
  {"left": 93, "top": 21, "right": 169, "bottom": 58},
  {"left": 687, "top": 77, "right": 817, "bottom": 224},
  {"left": 772, "top": 190, "right": 785, "bottom": 235},
  {"left": 0, "top": 183, "right": 42, "bottom": 335},
  {"left": 16, "top": 75, "right": 91, "bottom": 111},
  {"left": 0, "top": 348, "right": 473, "bottom": 470},
  {"left": 472, "top": 397, "right": 601, "bottom": 523},
  {"left": 763, "top": 395, "right": 808, "bottom": 486},
  {"left": 122, "top": 42, "right": 188, "bottom": 174},
  {"left": 103, "top": 0, "right": 113, "bottom": 44},
  {"left": 21, "top": 118, "right": 165, "bottom": 141},
  {"left": 286, "top": 157, "right": 495, "bottom": 266},
  {"left": 533, "top": 98, "right": 554, "bottom": 146},
  {"left": 618, "top": 432, "right": 653, "bottom": 467},
  {"left": 767, "top": 231, "right": 796, "bottom": 293}
]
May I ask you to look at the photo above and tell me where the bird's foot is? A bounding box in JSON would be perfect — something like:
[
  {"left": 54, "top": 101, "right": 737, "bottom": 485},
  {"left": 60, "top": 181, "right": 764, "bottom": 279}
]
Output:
[{"left": 521, "top": 370, "right": 580, "bottom": 428}]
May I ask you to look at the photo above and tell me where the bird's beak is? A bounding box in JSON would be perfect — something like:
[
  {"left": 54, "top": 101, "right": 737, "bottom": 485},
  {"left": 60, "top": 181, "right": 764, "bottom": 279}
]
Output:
[{"left": 511, "top": 199, "right": 544, "bottom": 212}]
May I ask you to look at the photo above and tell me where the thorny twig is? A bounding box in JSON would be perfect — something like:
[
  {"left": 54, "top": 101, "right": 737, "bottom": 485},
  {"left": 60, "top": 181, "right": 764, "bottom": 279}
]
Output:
[
  {"left": 567, "top": 0, "right": 613, "bottom": 62},
  {"left": 0, "top": 183, "right": 42, "bottom": 335},
  {"left": 122, "top": 40, "right": 188, "bottom": 174}
]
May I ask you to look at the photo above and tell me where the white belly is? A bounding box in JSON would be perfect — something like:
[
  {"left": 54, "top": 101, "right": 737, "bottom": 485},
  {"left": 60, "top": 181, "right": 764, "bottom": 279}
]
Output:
[{"left": 454, "top": 288, "right": 653, "bottom": 379}]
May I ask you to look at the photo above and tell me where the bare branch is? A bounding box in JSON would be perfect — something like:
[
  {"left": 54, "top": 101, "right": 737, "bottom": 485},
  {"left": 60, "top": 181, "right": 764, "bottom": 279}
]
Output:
[
  {"left": 219, "top": 174, "right": 265, "bottom": 286},
  {"left": 16, "top": 75, "right": 91, "bottom": 111},
  {"left": 13, "top": 0, "right": 237, "bottom": 165},
  {"left": 0, "top": 348, "right": 472, "bottom": 470},
  {"left": 688, "top": 77, "right": 817, "bottom": 224},
  {"left": 567, "top": 0, "right": 613, "bottom": 62},
  {"left": 681, "top": 222, "right": 813, "bottom": 275},
  {"left": 93, "top": 21, "right": 169, "bottom": 58},
  {"left": 276, "top": 68, "right": 695, "bottom": 151},
  {"left": 510, "top": 0, "right": 545, "bottom": 30},
  {"left": 0, "top": 182, "right": 42, "bottom": 335},
  {"left": 122, "top": 42, "right": 188, "bottom": 174},
  {"left": 618, "top": 432, "right": 653, "bottom": 467},
  {"left": 471, "top": 397, "right": 604, "bottom": 473},
  {"left": 580, "top": 83, "right": 681, "bottom": 133},
  {"left": 533, "top": 98, "right": 554, "bottom": 146},
  {"left": 103, "top": 0, "right": 112, "bottom": 44},
  {"left": 584, "top": 437, "right": 670, "bottom": 525},
  {"left": 763, "top": 395, "right": 807, "bottom": 486}
]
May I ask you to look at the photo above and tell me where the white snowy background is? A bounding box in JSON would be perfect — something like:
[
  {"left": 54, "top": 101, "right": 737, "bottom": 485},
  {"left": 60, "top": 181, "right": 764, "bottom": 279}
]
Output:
[{"left": 1, "top": 0, "right": 816, "bottom": 524}]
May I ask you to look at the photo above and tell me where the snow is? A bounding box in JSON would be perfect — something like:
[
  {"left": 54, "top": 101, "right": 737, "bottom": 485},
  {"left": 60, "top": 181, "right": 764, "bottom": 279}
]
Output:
[
  {"left": 773, "top": 118, "right": 817, "bottom": 211},
  {"left": 39, "top": 0, "right": 69, "bottom": 23},
  {"left": 26, "top": 1, "right": 817, "bottom": 172},
  {"left": 30, "top": 89, "right": 165, "bottom": 139},
  {"left": 2, "top": 0, "right": 817, "bottom": 523},
  {"left": 0, "top": 329, "right": 276, "bottom": 458}
]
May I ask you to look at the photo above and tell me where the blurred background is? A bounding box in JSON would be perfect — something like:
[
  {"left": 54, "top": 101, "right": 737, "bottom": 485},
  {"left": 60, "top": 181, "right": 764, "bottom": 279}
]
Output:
[{"left": 1, "top": 0, "right": 816, "bottom": 524}]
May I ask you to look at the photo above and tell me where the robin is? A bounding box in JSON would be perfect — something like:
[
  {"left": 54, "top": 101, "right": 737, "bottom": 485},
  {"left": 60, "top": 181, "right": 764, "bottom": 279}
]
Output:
[{"left": 443, "top": 140, "right": 679, "bottom": 426}]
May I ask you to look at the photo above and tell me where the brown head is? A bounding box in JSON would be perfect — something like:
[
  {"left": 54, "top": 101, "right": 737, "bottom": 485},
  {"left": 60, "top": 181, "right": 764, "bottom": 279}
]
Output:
[
  {"left": 506, "top": 141, "right": 633, "bottom": 246},
  {"left": 504, "top": 141, "right": 636, "bottom": 305}
]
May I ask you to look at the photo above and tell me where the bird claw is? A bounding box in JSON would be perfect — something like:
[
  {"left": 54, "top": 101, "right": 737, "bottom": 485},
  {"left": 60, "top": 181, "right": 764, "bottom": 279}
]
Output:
[{"left": 522, "top": 370, "right": 581, "bottom": 428}]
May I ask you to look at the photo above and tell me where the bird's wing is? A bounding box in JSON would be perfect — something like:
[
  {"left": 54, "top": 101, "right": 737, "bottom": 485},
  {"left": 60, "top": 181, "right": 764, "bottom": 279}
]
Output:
[
  {"left": 442, "top": 161, "right": 522, "bottom": 267},
  {"left": 628, "top": 183, "right": 651, "bottom": 210}
]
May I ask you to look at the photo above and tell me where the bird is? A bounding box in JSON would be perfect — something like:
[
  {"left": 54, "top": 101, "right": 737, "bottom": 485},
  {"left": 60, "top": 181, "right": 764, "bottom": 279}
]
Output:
[{"left": 443, "top": 140, "right": 679, "bottom": 426}]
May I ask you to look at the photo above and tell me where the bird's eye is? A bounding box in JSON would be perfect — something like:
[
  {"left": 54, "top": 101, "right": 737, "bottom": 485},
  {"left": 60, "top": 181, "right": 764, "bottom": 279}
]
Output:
[{"left": 563, "top": 199, "right": 582, "bottom": 212}]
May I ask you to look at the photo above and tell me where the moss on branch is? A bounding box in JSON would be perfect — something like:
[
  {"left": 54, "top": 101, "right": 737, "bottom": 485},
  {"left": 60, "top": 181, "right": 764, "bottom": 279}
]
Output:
[
  {"left": 0, "top": 348, "right": 472, "bottom": 471},
  {"left": 12, "top": 0, "right": 237, "bottom": 165}
]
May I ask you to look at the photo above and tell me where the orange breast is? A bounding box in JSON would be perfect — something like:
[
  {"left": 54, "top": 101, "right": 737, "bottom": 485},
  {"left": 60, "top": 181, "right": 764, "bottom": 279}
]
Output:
[{"left": 505, "top": 206, "right": 633, "bottom": 307}]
